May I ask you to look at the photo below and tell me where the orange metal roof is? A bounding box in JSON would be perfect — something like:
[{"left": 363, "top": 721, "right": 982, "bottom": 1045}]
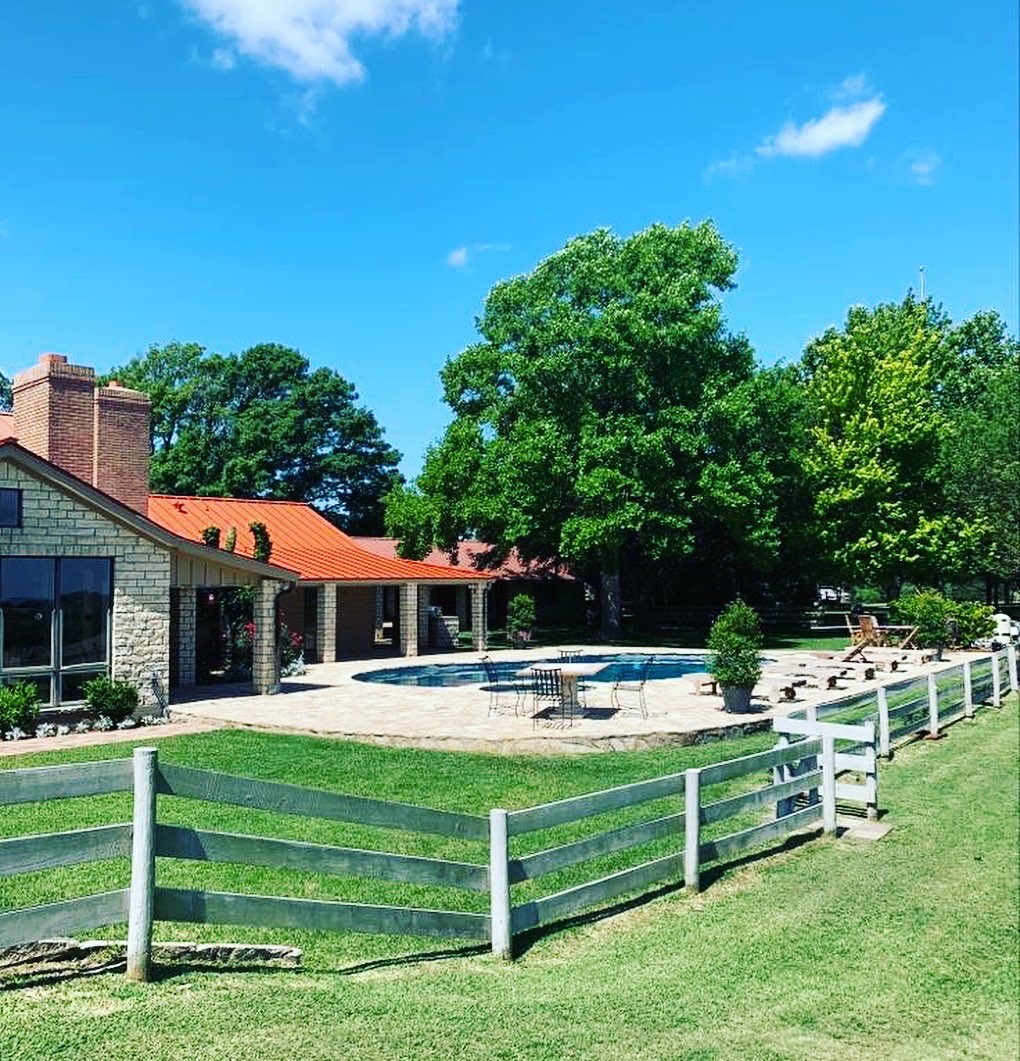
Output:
[
  {"left": 147, "top": 496, "right": 489, "bottom": 583},
  {"left": 0, "top": 413, "right": 15, "bottom": 441}
]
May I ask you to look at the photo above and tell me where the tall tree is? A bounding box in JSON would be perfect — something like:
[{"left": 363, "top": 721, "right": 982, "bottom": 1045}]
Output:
[
  {"left": 107, "top": 342, "right": 402, "bottom": 532},
  {"left": 386, "top": 222, "right": 764, "bottom": 636},
  {"left": 800, "top": 297, "right": 988, "bottom": 593},
  {"left": 0, "top": 371, "right": 10, "bottom": 412},
  {"left": 936, "top": 312, "right": 1020, "bottom": 600}
]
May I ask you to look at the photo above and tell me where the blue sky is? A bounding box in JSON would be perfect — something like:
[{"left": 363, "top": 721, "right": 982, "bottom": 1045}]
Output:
[{"left": 1, "top": 1, "right": 1017, "bottom": 477}]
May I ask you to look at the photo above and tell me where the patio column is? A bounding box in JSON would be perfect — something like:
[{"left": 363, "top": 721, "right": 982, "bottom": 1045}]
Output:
[
  {"left": 318, "top": 584, "right": 337, "bottom": 663},
  {"left": 253, "top": 578, "right": 285, "bottom": 695},
  {"left": 457, "top": 586, "right": 470, "bottom": 630},
  {"left": 374, "top": 587, "right": 385, "bottom": 642},
  {"left": 400, "top": 583, "right": 418, "bottom": 657},
  {"left": 471, "top": 582, "right": 488, "bottom": 652},
  {"left": 417, "top": 585, "right": 432, "bottom": 651},
  {"left": 177, "top": 589, "right": 196, "bottom": 686}
]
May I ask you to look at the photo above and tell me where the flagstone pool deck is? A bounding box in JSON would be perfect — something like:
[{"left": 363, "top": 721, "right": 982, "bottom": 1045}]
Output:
[{"left": 167, "top": 646, "right": 930, "bottom": 756}]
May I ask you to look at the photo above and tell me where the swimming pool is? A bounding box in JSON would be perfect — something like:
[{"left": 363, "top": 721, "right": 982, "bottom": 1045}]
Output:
[{"left": 353, "top": 653, "right": 709, "bottom": 688}]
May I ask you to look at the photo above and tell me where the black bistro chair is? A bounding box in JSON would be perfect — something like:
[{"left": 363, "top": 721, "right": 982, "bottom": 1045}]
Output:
[
  {"left": 481, "top": 655, "right": 528, "bottom": 716},
  {"left": 611, "top": 655, "right": 653, "bottom": 718},
  {"left": 532, "top": 666, "right": 573, "bottom": 726}
]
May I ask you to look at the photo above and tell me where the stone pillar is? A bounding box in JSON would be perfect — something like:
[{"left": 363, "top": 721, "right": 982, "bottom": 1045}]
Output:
[
  {"left": 472, "top": 582, "right": 488, "bottom": 652},
  {"left": 400, "top": 583, "right": 419, "bottom": 657},
  {"left": 417, "top": 585, "right": 432, "bottom": 651},
  {"left": 374, "top": 587, "right": 385, "bottom": 642},
  {"left": 253, "top": 579, "right": 283, "bottom": 695},
  {"left": 177, "top": 589, "right": 196, "bottom": 685},
  {"left": 318, "top": 584, "right": 337, "bottom": 663}
]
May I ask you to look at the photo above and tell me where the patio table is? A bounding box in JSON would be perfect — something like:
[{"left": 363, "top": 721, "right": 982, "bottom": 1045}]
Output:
[{"left": 516, "top": 661, "right": 609, "bottom": 713}]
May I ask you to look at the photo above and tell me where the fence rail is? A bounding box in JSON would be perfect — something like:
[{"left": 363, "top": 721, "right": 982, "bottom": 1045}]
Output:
[{"left": 0, "top": 647, "right": 1015, "bottom": 970}]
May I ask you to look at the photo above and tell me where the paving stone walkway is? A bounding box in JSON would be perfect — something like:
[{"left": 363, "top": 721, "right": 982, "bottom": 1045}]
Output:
[{"left": 162, "top": 646, "right": 915, "bottom": 756}]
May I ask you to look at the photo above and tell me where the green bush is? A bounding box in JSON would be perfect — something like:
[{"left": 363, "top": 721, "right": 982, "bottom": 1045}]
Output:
[
  {"left": 891, "top": 590, "right": 994, "bottom": 649},
  {"left": 948, "top": 600, "right": 995, "bottom": 647},
  {"left": 82, "top": 676, "right": 139, "bottom": 723},
  {"left": 706, "top": 601, "right": 763, "bottom": 689},
  {"left": 506, "top": 593, "right": 536, "bottom": 637},
  {"left": 0, "top": 682, "right": 43, "bottom": 733}
]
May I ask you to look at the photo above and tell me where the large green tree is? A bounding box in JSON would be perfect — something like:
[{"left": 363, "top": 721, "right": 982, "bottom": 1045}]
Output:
[
  {"left": 107, "top": 342, "right": 401, "bottom": 532},
  {"left": 386, "top": 221, "right": 783, "bottom": 636},
  {"left": 936, "top": 312, "right": 1020, "bottom": 600},
  {"left": 0, "top": 371, "right": 10, "bottom": 412},
  {"left": 799, "top": 297, "right": 991, "bottom": 593}
]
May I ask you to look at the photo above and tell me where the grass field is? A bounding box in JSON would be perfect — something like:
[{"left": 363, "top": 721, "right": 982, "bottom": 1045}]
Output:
[{"left": 1, "top": 700, "right": 1017, "bottom": 1060}]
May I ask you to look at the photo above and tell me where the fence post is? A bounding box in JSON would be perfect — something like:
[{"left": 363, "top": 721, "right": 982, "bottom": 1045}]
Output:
[
  {"left": 962, "top": 660, "right": 974, "bottom": 719},
  {"left": 925, "top": 673, "right": 942, "bottom": 739},
  {"left": 683, "top": 768, "right": 701, "bottom": 893},
  {"left": 1006, "top": 644, "right": 1018, "bottom": 695},
  {"left": 126, "top": 746, "right": 157, "bottom": 982},
  {"left": 820, "top": 735, "right": 837, "bottom": 835},
  {"left": 772, "top": 734, "right": 792, "bottom": 817},
  {"left": 991, "top": 652, "right": 1002, "bottom": 707},
  {"left": 488, "top": 809, "right": 512, "bottom": 960},
  {"left": 877, "top": 686, "right": 891, "bottom": 758}
]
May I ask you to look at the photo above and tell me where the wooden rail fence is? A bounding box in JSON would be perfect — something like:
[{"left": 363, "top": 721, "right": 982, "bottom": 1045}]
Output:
[{"left": 0, "top": 647, "right": 1014, "bottom": 973}]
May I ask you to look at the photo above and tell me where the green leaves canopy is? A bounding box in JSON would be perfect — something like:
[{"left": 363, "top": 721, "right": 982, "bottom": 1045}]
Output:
[
  {"left": 386, "top": 221, "right": 795, "bottom": 632},
  {"left": 800, "top": 297, "right": 991, "bottom": 590},
  {"left": 106, "top": 342, "right": 401, "bottom": 533}
]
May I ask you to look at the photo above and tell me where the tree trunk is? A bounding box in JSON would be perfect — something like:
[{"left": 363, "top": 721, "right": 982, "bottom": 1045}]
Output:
[{"left": 600, "top": 559, "right": 622, "bottom": 641}]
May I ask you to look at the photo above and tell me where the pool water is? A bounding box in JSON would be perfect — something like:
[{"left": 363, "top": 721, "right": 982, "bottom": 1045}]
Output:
[{"left": 353, "top": 653, "right": 709, "bottom": 688}]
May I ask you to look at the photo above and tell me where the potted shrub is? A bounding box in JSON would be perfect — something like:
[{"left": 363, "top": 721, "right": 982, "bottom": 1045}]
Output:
[
  {"left": 506, "top": 592, "right": 536, "bottom": 649},
  {"left": 706, "top": 601, "right": 763, "bottom": 713}
]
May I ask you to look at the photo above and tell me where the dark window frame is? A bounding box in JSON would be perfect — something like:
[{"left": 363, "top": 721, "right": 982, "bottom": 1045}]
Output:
[
  {"left": 0, "top": 488, "right": 22, "bottom": 528},
  {"left": 0, "top": 556, "right": 113, "bottom": 706}
]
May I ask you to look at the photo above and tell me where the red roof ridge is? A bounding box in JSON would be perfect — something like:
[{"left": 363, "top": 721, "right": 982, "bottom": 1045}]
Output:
[{"left": 148, "top": 494, "right": 313, "bottom": 507}]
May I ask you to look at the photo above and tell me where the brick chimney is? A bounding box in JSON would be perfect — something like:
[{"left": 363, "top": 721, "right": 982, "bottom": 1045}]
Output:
[
  {"left": 12, "top": 353, "right": 151, "bottom": 514},
  {"left": 12, "top": 354, "right": 96, "bottom": 483},
  {"left": 93, "top": 380, "right": 150, "bottom": 514}
]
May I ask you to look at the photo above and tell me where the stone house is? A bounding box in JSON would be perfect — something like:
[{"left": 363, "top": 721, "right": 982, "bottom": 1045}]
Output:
[{"left": 0, "top": 353, "right": 489, "bottom": 710}]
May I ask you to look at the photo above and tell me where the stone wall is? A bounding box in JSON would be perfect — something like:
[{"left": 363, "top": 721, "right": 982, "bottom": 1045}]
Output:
[{"left": 0, "top": 461, "right": 170, "bottom": 708}]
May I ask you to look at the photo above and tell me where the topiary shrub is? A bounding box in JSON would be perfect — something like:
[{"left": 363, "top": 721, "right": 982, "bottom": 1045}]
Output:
[
  {"left": 0, "top": 682, "right": 43, "bottom": 734},
  {"left": 506, "top": 592, "right": 536, "bottom": 647},
  {"left": 706, "top": 601, "right": 763, "bottom": 710},
  {"left": 82, "top": 676, "right": 139, "bottom": 723}
]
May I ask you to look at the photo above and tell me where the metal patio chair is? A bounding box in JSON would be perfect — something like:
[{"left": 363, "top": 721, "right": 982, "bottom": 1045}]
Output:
[
  {"left": 481, "top": 655, "right": 528, "bottom": 716},
  {"left": 611, "top": 655, "right": 653, "bottom": 718},
  {"left": 532, "top": 666, "right": 572, "bottom": 726}
]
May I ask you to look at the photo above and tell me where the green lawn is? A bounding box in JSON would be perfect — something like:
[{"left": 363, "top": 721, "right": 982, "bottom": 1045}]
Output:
[{"left": 1, "top": 702, "right": 1017, "bottom": 1060}]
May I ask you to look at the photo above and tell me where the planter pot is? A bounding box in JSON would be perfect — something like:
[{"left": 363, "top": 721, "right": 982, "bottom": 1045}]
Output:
[{"left": 721, "top": 686, "right": 754, "bottom": 713}]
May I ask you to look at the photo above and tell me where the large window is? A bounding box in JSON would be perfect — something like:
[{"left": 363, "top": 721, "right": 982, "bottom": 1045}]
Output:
[{"left": 0, "top": 558, "right": 112, "bottom": 705}]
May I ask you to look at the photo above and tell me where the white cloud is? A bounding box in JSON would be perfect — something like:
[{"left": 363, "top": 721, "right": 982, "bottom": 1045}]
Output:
[
  {"left": 703, "top": 154, "right": 755, "bottom": 182},
  {"left": 909, "top": 148, "right": 942, "bottom": 185},
  {"left": 756, "top": 97, "right": 886, "bottom": 158},
  {"left": 446, "top": 242, "right": 510, "bottom": 268},
  {"left": 830, "top": 73, "right": 872, "bottom": 100},
  {"left": 180, "top": 0, "right": 460, "bottom": 85},
  {"left": 211, "top": 46, "right": 236, "bottom": 70}
]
